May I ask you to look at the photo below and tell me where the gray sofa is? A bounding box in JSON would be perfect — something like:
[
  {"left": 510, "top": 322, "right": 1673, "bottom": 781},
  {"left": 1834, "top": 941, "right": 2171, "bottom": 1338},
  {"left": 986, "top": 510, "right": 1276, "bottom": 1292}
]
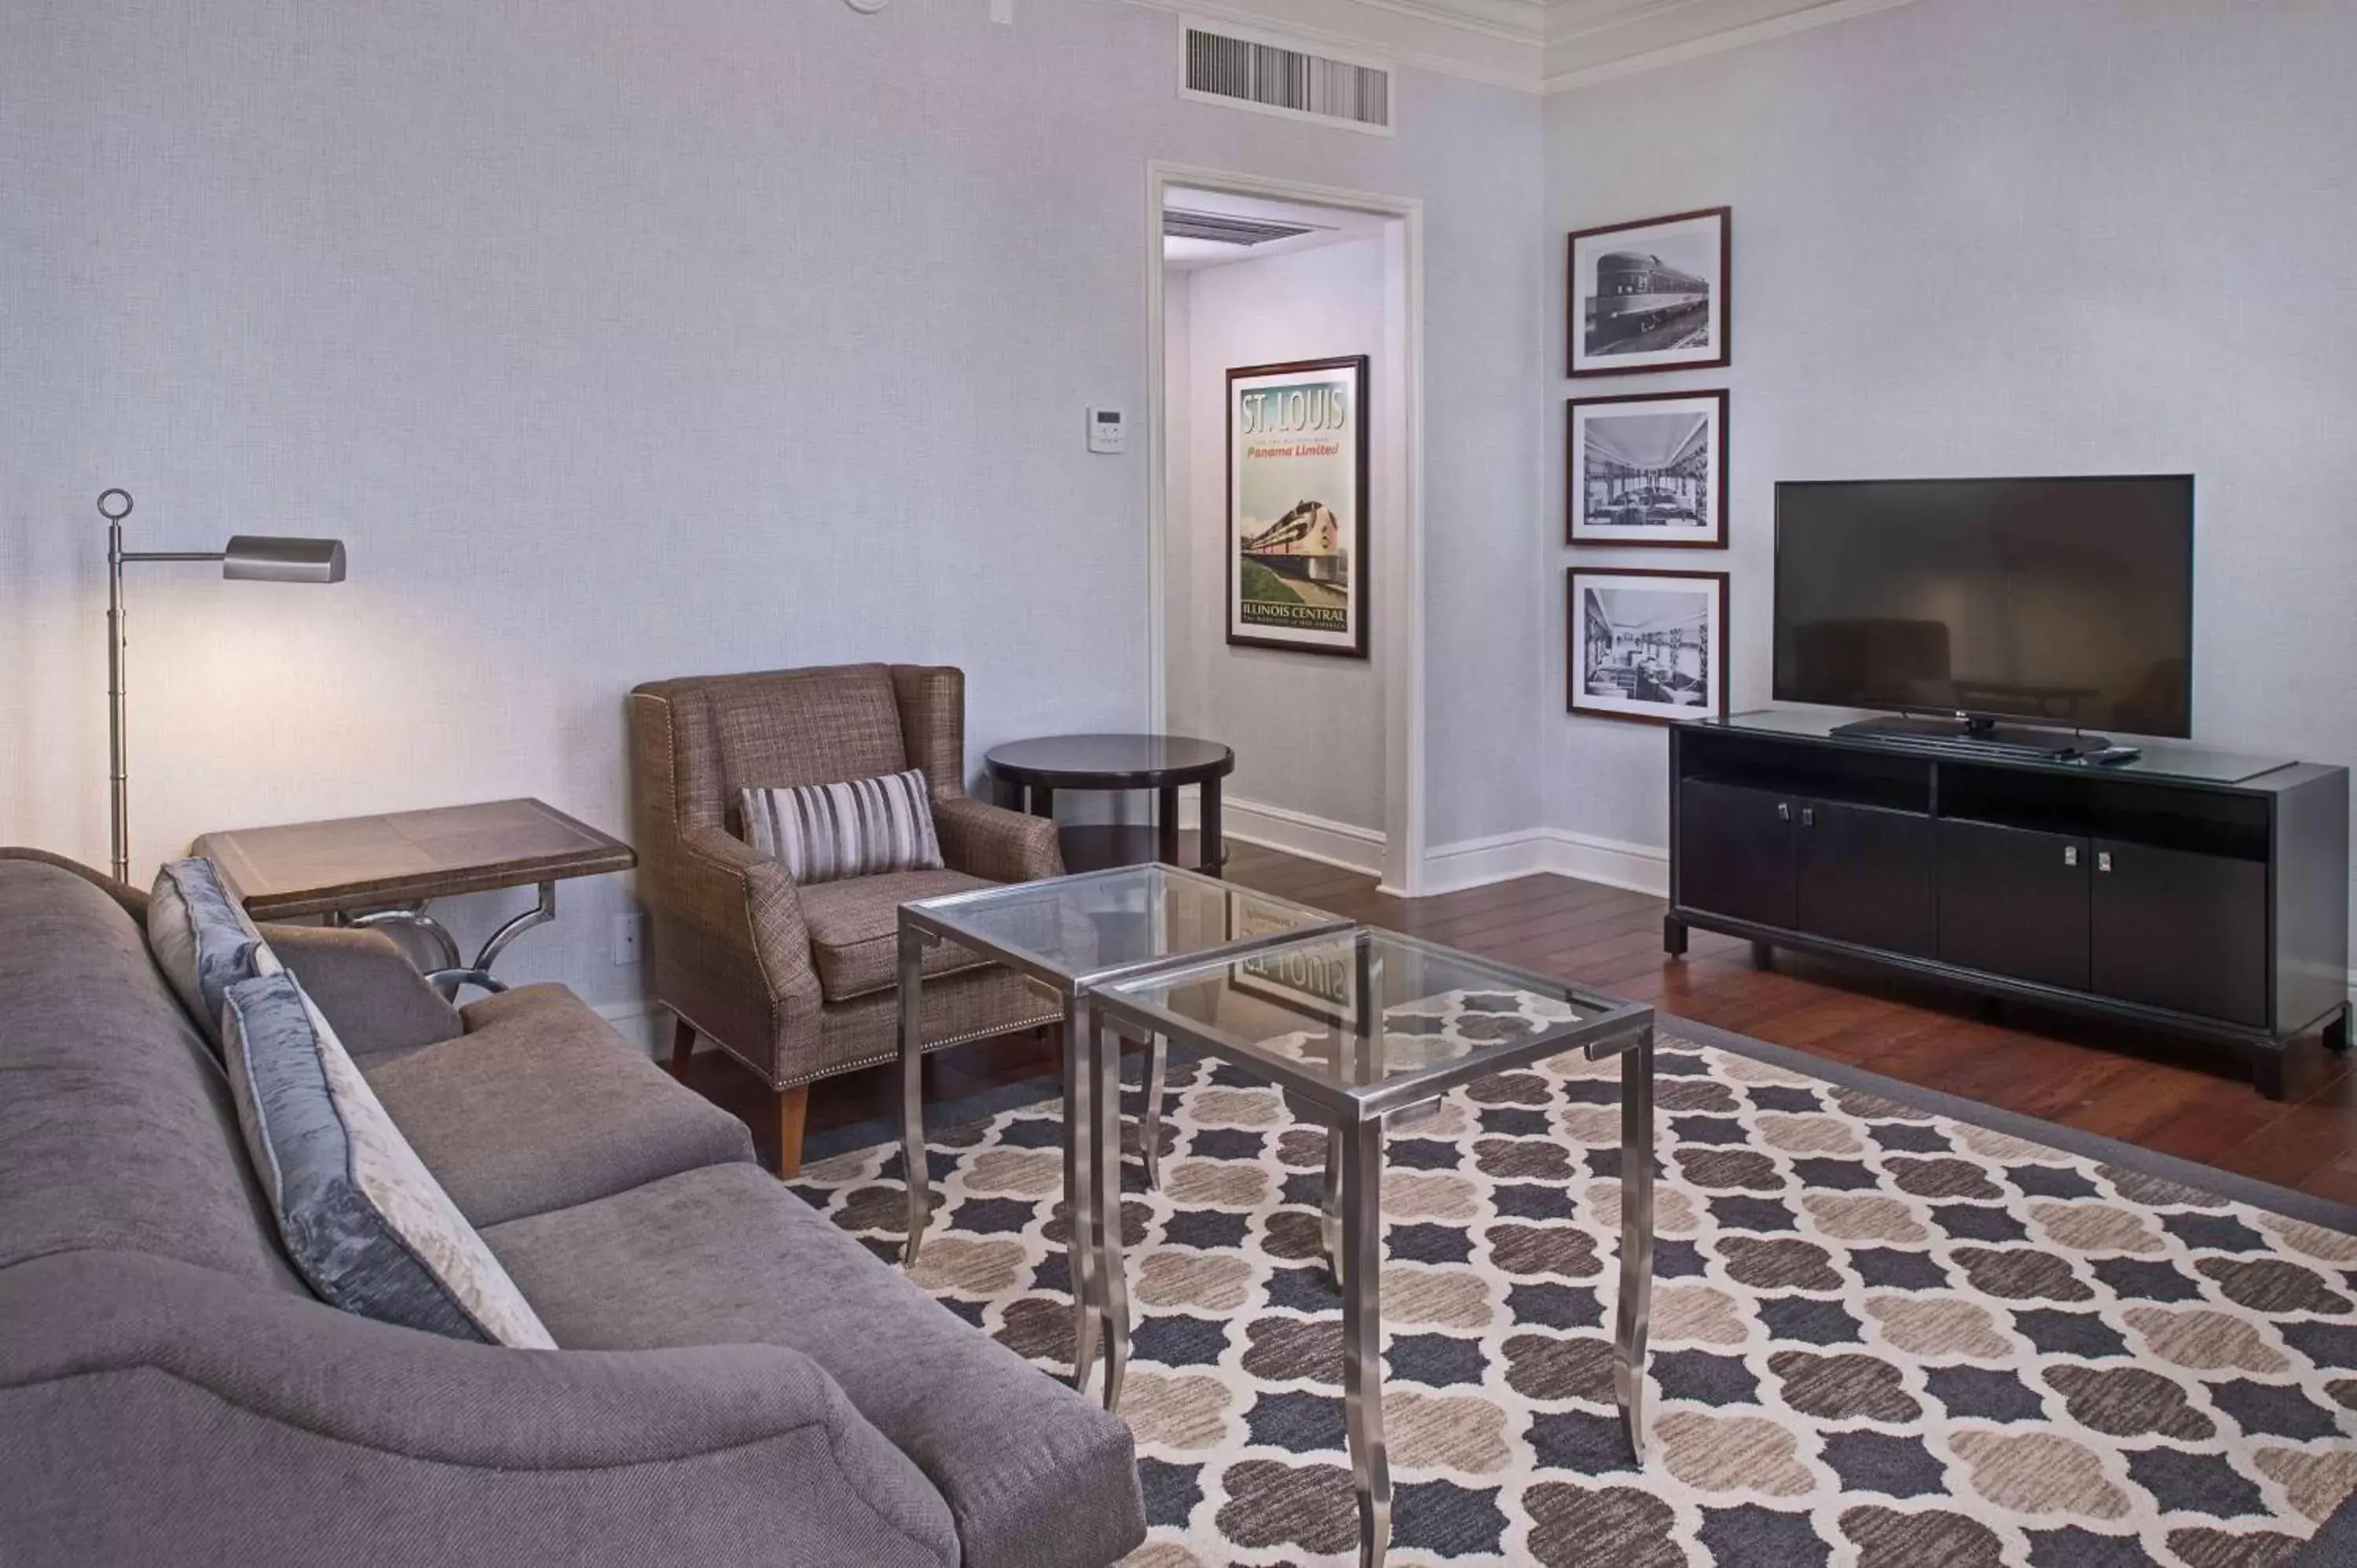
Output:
[{"left": 0, "top": 849, "right": 1146, "bottom": 1568}]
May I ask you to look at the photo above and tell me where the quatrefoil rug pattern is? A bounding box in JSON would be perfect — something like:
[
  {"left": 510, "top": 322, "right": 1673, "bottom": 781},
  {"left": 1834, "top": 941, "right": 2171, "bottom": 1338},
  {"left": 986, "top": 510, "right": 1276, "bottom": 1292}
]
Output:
[{"left": 792, "top": 1007, "right": 2357, "bottom": 1567}]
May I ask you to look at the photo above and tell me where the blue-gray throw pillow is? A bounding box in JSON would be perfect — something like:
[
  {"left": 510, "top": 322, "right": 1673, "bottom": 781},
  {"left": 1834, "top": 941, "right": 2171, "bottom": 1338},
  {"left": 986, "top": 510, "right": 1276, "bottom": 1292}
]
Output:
[
  {"left": 222, "top": 970, "right": 554, "bottom": 1348},
  {"left": 148, "top": 856, "right": 269, "bottom": 1053}
]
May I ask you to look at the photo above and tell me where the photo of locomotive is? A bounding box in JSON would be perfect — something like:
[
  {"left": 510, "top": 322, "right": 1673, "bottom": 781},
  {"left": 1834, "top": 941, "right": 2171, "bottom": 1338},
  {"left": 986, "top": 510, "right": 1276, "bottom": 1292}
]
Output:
[
  {"left": 1584, "top": 251, "right": 1711, "bottom": 356},
  {"left": 1567, "top": 206, "right": 1729, "bottom": 377}
]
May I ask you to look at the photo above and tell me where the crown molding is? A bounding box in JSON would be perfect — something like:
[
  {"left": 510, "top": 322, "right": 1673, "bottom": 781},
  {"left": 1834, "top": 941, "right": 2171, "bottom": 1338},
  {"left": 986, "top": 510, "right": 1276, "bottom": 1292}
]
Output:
[
  {"left": 1113, "top": 0, "right": 1920, "bottom": 94},
  {"left": 1541, "top": 0, "right": 1923, "bottom": 89}
]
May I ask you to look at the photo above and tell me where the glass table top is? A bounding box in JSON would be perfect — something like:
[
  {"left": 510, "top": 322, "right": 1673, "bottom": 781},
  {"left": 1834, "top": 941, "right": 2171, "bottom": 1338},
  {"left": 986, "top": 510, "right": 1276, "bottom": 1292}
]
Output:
[
  {"left": 1087, "top": 926, "right": 1645, "bottom": 1107},
  {"left": 904, "top": 863, "right": 1347, "bottom": 987}
]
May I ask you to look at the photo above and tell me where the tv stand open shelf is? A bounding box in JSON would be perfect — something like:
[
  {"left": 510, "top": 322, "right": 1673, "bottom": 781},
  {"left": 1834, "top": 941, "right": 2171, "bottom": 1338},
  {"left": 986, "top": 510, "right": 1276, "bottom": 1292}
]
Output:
[{"left": 1666, "top": 710, "right": 2350, "bottom": 1097}]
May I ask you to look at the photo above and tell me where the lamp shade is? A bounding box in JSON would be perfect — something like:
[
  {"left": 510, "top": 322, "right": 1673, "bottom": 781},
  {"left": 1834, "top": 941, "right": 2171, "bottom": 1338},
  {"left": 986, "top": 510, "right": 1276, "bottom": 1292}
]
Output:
[{"left": 222, "top": 535, "right": 346, "bottom": 584}]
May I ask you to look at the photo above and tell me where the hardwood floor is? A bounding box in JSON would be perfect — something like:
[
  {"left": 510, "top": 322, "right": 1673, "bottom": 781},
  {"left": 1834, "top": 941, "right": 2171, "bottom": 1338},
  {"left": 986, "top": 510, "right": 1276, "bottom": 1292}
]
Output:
[{"left": 709, "top": 838, "right": 2357, "bottom": 1207}]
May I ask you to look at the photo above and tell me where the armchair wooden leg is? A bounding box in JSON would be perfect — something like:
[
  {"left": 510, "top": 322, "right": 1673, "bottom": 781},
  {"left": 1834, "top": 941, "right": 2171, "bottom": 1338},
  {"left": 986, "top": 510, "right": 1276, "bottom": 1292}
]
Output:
[
  {"left": 775, "top": 1083, "right": 811, "bottom": 1179},
  {"left": 669, "top": 1016, "right": 697, "bottom": 1080}
]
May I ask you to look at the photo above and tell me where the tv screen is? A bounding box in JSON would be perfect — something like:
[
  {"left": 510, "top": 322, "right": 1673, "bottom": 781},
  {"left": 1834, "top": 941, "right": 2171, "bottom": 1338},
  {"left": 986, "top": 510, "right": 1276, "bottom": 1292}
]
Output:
[{"left": 1774, "top": 476, "right": 2194, "bottom": 738}]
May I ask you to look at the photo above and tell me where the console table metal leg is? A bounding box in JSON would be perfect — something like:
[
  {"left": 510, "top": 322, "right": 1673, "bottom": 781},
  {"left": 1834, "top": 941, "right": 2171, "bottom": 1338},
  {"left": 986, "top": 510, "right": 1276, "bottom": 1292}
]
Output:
[
  {"left": 1091, "top": 1015, "right": 1131, "bottom": 1411},
  {"left": 423, "top": 880, "right": 558, "bottom": 997},
  {"left": 1613, "top": 1026, "right": 1656, "bottom": 1462},
  {"left": 1063, "top": 994, "right": 1102, "bottom": 1397},
  {"left": 344, "top": 902, "right": 461, "bottom": 966},
  {"left": 1139, "top": 1033, "right": 1168, "bottom": 1191},
  {"left": 898, "top": 928, "right": 933, "bottom": 1269},
  {"left": 1340, "top": 1114, "right": 1391, "bottom": 1568}
]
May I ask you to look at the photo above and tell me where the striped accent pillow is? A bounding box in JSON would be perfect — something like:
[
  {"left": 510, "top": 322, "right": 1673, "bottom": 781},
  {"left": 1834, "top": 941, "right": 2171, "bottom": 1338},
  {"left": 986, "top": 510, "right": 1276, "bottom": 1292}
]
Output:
[{"left": 739, "top": 768, "right": 945, "bottom": 885}]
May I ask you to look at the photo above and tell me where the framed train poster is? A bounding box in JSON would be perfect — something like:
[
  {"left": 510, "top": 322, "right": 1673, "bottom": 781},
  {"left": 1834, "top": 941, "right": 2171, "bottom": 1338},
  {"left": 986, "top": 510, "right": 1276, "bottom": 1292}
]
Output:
[
  {"left": 1226, "top": 355, "right": 1369, "bottom": 658},
  {"left": 1568, "top": 566, "right": 1728, "bottom": 724},
  {"left": 1567, "top": 389, "right": 1728, "bottom": 548},
  {"left": 1567, "top": 207, "right": 1730, "bottom": 377}
]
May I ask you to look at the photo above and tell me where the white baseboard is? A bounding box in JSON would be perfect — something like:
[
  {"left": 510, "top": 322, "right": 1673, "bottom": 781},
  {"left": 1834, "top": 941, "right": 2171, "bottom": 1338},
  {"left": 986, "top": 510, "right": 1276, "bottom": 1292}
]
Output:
[
  {"left": 1419, "top": 826, "right": 1669, "bottom": 899},
  {"left": 1179, "top": 793, "right": 1387, "bottom": 877}
]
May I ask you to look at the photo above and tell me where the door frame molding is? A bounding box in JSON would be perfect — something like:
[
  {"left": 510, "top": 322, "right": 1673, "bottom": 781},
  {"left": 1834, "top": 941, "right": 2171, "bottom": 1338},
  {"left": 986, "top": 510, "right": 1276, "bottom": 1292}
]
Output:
[{"left": 1143, "top": 161, "right": 1428, "bottom": 895}]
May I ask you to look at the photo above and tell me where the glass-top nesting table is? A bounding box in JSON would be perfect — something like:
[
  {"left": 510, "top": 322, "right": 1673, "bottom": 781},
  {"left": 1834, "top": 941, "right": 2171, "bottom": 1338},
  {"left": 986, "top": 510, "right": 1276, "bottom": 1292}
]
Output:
[
  {"left": 1087, "top": 927, "right": 1655, "bottom": 1568},
  {"left": 897, "top": 864, "right": 1351, "bottom": 1394}
]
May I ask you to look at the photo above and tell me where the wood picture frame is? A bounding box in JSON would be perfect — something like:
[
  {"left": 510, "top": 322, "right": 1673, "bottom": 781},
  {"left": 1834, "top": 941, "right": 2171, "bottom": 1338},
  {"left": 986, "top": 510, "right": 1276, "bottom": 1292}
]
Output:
[
  {"left": 1567, "top": 207, "right": 1731, "bottom": 378},
  {"left": 1567, "top": 566, "right": 1730, "bottom": 724},
  {"left": 1226, "top": 355, "right": 1371, "bottom": 659},
  {"left": 1567, "top": 389, "right": 1729, "bottom": 548}
]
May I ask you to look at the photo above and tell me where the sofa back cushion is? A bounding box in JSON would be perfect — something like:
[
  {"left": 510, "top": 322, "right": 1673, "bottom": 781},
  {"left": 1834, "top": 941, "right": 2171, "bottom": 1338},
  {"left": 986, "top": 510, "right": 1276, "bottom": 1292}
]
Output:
[
  {"left": 0, "top": 858, "right": 305, "bottom": 1294},
  {"left": 148, "top": 856, "right": 269, "bottom": 1053},
  {"left": 740, "top": 770, "right": 944, "bottom": 887},
  {"left": 224, "top": 971, "right": 555, "bottom": 1347}
]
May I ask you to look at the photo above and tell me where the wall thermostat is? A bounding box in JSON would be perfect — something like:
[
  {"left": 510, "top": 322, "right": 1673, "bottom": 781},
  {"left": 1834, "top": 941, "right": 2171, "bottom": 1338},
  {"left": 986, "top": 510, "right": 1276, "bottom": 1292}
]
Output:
[{"left": 1087, "top": 407, "right": 1125, "bottom": 454}]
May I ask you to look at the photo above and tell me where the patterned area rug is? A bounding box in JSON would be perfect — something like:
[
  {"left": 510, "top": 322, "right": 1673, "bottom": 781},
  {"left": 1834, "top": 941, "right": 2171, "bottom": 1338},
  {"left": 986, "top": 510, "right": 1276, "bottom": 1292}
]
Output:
[{"left": 793, "top": 1005, "right": 2357, "bottom": 1567}]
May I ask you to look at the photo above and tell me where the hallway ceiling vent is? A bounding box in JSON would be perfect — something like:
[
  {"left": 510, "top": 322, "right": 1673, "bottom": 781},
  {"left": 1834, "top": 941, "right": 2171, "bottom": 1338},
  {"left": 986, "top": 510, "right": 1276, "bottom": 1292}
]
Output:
[
  {"left": 1180, "top": 23, "right": 1393, "bottom": 135},
  {"left": 1162, "top": 209, "right": 1324, "bottom": 247}
]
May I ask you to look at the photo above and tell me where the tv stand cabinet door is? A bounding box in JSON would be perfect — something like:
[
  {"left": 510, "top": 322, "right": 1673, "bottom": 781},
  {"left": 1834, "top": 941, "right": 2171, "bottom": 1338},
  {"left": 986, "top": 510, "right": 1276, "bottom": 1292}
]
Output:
[
  {"left": 2091, "top": 841, "right": 2267, "bottom": 1028},
  {"left": 1677, "top": 780, "right": 1796, "bottom": 931},
  {"left": 1796, "top": 801, "right": 1934, "bottom": 957},
  {"left": 1937, "top": 819, "right": 2091, "bottom": 991}
]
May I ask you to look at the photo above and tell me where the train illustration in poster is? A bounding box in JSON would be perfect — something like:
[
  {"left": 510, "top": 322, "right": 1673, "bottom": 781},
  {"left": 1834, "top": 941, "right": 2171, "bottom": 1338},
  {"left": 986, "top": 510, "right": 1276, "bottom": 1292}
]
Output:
[{"left": 1226, "top": 356, "right": 1370, "bottom": 659}]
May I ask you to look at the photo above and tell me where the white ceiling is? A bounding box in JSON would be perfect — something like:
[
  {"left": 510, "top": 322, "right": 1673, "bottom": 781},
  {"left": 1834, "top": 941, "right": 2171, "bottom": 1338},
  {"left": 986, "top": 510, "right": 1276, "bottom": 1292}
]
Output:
[
  {"left": 1162, "top": 185, "right": 1393, "bottom": 270},
  {"left": 1129, "top": 0, "right": 1923, "bottom": 94}
]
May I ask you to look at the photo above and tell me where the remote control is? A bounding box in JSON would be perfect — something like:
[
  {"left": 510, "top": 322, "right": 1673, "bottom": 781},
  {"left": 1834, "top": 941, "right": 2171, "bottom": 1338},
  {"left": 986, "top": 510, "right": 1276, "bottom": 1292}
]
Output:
[{"left": 2083, "top": 745, "right": 2142, "bottom": 766}]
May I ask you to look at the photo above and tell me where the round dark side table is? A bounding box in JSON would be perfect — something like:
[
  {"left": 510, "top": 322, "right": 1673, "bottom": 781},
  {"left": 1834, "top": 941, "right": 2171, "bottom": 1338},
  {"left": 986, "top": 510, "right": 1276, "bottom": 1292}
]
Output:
[{"left": 984, "top": 733, "right": 1235, "bottom": 877}]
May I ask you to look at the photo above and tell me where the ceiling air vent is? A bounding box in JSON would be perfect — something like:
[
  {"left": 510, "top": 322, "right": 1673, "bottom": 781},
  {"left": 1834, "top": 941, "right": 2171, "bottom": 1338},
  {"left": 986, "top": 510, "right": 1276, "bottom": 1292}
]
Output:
[
  {"left": 1180, "top": 23, "right": 1393, "bottom": 135},
  {"left": 1162, "top": 208, "right": 1325, "bottom": 246}
]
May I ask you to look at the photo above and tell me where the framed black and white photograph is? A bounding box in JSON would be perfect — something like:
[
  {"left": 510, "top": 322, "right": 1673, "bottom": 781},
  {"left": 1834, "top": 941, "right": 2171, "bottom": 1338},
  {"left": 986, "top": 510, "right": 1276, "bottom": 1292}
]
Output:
[
  {"left": 1567, "top": 207, "right": 1730, "bottom": 378},
  {"left": 1567, "top": 566, "right": 1728, "bottom": 724},
  {"left": 1567, "top": 390, "right": 1728, "bottom": 548}
]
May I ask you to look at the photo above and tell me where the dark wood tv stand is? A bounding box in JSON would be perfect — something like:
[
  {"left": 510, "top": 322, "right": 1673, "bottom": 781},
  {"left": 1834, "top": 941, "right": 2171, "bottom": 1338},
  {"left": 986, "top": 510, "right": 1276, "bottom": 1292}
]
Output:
[{"left": 1666, "top": 710, "right": 2350, "bottom": 1097}]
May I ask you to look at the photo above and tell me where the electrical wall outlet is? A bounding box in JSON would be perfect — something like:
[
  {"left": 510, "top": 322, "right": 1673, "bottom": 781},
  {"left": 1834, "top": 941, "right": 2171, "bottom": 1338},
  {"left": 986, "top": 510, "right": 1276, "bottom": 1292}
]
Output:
[{"left": 610, "top": 914, "right": 644, "bottom": 967}]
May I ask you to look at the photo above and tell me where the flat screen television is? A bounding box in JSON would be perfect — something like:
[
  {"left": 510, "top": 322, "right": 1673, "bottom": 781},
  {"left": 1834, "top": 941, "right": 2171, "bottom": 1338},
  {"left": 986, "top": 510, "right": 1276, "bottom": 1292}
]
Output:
[{"left": 1773, "top": 475, "right": 2194, "bottom": 743}]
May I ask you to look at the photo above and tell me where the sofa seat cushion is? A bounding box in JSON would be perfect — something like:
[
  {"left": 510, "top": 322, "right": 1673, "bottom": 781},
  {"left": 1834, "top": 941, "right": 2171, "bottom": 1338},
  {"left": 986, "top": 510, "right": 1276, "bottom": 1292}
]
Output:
[
  {"left": 365, "top": 986, "right": 755, "bottom": 1227},
  {"left": 799, "top": 869, "right": 998, "bottom": 1002},
  {"left": 483, "top": 1164, "right": 1144, "bottom": 1568}
]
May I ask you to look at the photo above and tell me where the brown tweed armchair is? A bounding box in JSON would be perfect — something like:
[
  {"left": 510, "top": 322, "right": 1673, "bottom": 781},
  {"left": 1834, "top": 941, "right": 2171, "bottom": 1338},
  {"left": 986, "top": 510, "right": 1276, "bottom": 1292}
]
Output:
[{"left": 629, "top": 663, "right": 1063, "bottom": 1176}]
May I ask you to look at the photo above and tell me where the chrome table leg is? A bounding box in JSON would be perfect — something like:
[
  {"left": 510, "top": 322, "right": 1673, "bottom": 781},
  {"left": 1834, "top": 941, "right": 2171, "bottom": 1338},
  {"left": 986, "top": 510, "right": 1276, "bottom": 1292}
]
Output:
[
  {"left": 898, "top": 925, "right": 933, "bottom": 1268},
  {"left": 1091, "top": 1015, "right": 1131, "bottom": 1411},
  {"left": 1321, "top": 1122, "right": 1346, "bottom": 1288},
  {"left": 1339, "top": 1114, "right": 1391, "bottom": 1568},
  {"left": 1139, "top": 1032, "right": 1169, "bottom": 1191},
  {"left": 1613, "top": 1025, "right": 1656, "bottom": 1461},
  {"left": 1062, "top": 995, "right": 1102, "bottom": 1396}
]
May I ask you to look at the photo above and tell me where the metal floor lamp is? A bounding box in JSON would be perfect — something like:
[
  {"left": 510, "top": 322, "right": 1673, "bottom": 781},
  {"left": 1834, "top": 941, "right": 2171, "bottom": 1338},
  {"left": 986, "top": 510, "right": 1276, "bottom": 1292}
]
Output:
[{"left": 99, "top": 488, "right": 348, "bottom": 883}]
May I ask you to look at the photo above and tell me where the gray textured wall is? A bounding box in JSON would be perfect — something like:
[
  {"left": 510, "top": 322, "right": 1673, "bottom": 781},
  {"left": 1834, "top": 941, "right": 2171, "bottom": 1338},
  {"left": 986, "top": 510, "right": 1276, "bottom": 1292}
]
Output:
[
  {"left": 1545, "top": 0, "right": 2357, "bottom": 917},
  {"left": 0, "top": 0, "right": 1544, "bottom": 1014}
]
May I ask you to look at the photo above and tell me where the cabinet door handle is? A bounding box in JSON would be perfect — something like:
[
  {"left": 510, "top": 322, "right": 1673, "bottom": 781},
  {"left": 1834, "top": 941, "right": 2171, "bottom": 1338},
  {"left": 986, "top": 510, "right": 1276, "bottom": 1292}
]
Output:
[
  {"left": 2097, "top": 851, "right": 2113, "bottom": 874},
  {"left": 1800, "top": 807, "right": 1816, "bottom": 827},
  {"left": 1776, "top": 802, "right": 1791, "bottom": 822},
  {"left": 2064, "top": 845, "right": 2078, "bottom": 867}
]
